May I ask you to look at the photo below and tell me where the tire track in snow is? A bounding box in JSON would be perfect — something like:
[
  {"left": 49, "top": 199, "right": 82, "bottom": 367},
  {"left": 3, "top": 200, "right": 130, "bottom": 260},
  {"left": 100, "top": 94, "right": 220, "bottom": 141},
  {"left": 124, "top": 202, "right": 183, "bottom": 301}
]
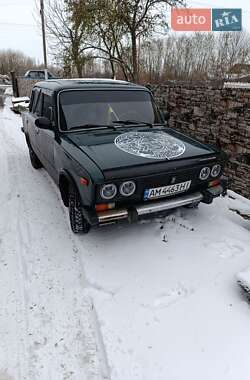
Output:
[
  {"left": 0, "top": 105, "right": 110, "bottom": 380},
  {"left": 0, "top": 117, "right": 31, "bottom": 379},
  {"left": 42, "top": 173, "right": 111, "bottom": 380}
]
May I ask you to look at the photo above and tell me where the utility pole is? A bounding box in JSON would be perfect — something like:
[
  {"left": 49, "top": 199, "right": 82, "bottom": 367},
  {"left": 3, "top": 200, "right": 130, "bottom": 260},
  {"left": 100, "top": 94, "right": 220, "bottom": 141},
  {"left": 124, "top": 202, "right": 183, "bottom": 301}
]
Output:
[{"left": 40, "top": 0, "right": 48, "bottom": 80}]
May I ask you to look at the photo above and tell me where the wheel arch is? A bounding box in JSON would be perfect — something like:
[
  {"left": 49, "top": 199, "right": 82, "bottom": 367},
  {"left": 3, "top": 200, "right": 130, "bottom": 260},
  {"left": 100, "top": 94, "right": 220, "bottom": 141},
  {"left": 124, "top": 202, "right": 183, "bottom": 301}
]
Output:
[
  {"left": 25, "top": 133, "right": 31, "bottom": 148},
  {"left": 59, "top": 170, "right": 78, "bottom": 207}
]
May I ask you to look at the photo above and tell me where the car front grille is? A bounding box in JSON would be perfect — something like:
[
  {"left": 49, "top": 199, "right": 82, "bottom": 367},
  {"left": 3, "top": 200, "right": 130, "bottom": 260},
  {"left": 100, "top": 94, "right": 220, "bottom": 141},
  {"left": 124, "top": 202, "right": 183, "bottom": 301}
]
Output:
[{"left": 96, "top": 167, "right": 203, "bottom": 204}]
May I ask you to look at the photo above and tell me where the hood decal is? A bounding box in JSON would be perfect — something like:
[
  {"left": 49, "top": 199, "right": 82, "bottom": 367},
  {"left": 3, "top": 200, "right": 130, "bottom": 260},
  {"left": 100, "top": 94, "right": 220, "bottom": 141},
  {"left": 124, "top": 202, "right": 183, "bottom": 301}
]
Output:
[{"left": 114, "top": 131, "right": 186, "bottom": 160}]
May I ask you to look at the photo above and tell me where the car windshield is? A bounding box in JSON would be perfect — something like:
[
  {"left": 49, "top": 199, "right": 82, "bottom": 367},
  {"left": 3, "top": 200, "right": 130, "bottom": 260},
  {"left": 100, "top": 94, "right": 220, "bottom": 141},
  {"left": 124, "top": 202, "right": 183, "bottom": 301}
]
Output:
[{"left": 59, "top": 90, "right": 161, "bottom": 131}]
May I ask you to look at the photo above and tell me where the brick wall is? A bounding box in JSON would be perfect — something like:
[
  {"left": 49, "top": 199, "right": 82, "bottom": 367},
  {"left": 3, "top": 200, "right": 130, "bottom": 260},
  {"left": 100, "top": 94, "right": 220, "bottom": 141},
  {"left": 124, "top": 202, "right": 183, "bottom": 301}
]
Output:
[{"left": 153, "top": 83, "right": 250, "bottom": 199}]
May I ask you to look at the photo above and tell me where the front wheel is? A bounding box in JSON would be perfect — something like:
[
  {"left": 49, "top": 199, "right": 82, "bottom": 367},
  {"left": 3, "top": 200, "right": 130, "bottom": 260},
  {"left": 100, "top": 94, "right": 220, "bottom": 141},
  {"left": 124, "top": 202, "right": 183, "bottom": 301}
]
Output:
[{"left": 68, "top": 188, "right": 90, "bottom": 234}]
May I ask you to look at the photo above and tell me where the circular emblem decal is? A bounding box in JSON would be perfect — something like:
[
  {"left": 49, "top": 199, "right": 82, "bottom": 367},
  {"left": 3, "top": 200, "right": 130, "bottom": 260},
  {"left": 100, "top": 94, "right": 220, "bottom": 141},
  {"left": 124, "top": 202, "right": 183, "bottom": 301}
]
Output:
[{"left": 114, "top": 131, "right": 186, "bottom": 160}]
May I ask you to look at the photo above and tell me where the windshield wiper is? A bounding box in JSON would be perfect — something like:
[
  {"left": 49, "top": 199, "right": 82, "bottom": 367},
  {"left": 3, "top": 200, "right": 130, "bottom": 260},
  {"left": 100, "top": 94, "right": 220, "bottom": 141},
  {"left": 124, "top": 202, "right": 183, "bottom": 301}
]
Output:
[
  {"left": 112, "top": 120, "right": 153, "bottom": 128},
  {"left": 68, "top": 124, "right": 117, "bottom": 131}
]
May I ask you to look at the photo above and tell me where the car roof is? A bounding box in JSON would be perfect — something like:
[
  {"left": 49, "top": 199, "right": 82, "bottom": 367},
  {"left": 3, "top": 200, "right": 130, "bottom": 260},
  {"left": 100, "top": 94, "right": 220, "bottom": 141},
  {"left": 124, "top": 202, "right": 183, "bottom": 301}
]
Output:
[
  {"left": 26, "top": 69, "right": 53, "bottom": 74},
  {"left": 34, "top": 78, "right": 148, "bottom": 92}
]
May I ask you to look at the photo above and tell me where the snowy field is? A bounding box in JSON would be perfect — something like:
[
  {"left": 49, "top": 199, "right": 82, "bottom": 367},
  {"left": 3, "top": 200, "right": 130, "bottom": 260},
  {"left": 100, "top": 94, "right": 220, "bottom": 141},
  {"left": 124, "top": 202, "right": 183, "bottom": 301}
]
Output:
[{"left": 0, "top": 100, "right": 250, "bottom": 380}]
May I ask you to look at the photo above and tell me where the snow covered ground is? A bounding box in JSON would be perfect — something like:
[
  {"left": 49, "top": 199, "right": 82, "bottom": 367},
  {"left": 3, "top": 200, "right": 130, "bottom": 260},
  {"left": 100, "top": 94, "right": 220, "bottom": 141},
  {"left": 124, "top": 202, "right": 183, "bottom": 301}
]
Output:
[{"left": 0, "top": 100, "right": 250, "bottom": 380}]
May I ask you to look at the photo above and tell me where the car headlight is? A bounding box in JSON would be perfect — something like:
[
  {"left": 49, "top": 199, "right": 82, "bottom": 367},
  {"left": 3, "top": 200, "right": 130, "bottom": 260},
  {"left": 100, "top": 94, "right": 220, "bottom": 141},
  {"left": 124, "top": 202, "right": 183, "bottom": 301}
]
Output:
[
  {"left": 199, "top": 167, "right": 210, "bottom": 180},
  {"left": 120, "top": 181, "right": 136, "bottom": 197},
  {"left": 211, "top": 164, "right": 221, "bottom": 178},
  {"left": 100, "top": 183, "right": 117, "bottom": 200}
]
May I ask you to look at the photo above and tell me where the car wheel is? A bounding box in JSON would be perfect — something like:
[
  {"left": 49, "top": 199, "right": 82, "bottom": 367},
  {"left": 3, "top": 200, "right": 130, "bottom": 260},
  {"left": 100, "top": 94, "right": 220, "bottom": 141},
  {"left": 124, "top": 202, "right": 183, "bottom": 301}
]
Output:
[
  {"left": 29, "top": 146, "right": 43, "bottom": 169},
  {"left": 69, "top": 187, "right": 90, "bottom": 234}
]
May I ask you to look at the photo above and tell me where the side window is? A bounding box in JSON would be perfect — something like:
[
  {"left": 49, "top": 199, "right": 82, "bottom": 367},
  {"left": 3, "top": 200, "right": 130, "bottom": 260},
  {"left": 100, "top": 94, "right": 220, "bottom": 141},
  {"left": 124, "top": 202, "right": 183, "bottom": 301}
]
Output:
[
  {"left": 31, "top": 89, "right": 40, "bottom": 114},
  {"left": 38, "top": 71, "right": 45, "bottom": 80},
  {"left": 42, "top": 94, "right": 53, "bottom": 120},
  {"left": 29, "top": 71, "right": 36, "bottom": 79},
  {"left": 33, "top": 91, "right": 43, "bottom": 116},
  {"left": 29, "top": 90, "right": 34, "bottom": 112}
]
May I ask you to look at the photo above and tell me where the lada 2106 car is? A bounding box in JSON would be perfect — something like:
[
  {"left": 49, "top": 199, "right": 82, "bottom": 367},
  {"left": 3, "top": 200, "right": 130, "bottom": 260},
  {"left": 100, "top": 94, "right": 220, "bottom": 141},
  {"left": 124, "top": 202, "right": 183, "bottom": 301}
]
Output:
[{"left": 22, "top": 79, "right": 227, "bottom": 233}]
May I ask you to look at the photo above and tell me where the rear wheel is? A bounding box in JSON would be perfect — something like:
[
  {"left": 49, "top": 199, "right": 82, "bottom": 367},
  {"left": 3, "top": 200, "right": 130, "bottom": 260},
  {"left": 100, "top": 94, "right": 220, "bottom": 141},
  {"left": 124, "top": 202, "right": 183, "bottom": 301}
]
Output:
[
  {"left": 29, "top": 146, "right": 43, "bottom": 169},
  {"left": 69, "top": 187, "right": 90, "bottom": 234}
]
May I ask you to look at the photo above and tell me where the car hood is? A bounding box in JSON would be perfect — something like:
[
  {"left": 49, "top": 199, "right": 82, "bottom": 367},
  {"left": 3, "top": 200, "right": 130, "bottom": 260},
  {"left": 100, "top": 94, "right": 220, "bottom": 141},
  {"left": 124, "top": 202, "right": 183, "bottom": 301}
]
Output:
[{"left": 66, "top": 127, "right": 217, "bottom": 173}]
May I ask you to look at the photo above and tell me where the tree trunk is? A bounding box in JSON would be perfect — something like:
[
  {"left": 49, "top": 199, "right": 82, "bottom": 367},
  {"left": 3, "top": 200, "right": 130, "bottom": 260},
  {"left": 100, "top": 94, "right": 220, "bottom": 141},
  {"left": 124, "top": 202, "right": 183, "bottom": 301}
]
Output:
[
  {"left": 109, "top": 58, "right": 116, "bottom": 79},
  {"left": 75, "top": 60, "right": 83, "bottom": 77},
  {"left": 131, "top": 31, "right": 138, "bottom": 82},
  {"left": 72, "top": 40, "right": 83, "bottom": 77},
  {"left": 120, "top": 63, "right": 129, "bottom": 81}
]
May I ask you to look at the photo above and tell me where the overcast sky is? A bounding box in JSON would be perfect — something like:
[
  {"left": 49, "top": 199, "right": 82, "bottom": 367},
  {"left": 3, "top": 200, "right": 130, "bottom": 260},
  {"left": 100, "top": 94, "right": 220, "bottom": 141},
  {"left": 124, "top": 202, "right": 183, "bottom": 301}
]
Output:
[{"left": 0, "top": 0, "right": 249, "bottom": 64}]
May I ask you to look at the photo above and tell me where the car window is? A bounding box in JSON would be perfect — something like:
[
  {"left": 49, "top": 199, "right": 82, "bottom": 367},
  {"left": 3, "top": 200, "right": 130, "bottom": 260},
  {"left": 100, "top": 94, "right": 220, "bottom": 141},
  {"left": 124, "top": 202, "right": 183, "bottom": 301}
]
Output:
[
  {"left": 31, "top": 89, "right": 40, "bottom": 114},
  {"left": 42, "top": 93, "right": 53, "bottom": 120},
  {"left": 29, "top": 90, "right": 35, "bottom": 112},
  {"left": 33, "top": 91, "right": 43, "bottom": 116},
  {"left": 59, "top": 90, "right": 161, "bottom": 131},
  {"left": 38, "top": 71, "right": 45, "bottom": 80},
  {"left": 29, "top": 71, "right": 37, "bottom": 79}
]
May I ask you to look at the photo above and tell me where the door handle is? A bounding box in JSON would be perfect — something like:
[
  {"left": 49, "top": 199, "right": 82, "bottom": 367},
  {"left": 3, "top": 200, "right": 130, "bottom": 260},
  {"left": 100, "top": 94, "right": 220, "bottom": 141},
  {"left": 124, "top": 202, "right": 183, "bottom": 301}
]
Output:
[{"left": 35, "top": 127, "right": 40, "bottom": 135}]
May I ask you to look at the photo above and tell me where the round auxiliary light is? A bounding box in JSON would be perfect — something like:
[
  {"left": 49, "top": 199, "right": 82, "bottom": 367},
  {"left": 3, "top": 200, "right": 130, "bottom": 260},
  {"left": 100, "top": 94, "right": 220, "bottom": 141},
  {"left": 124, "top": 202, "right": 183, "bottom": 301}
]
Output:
[
  {"left": 199, "top": 167, "right": 210, "bottom": 180},
  {"left": 100, "top": 183, "right": 117, "bottom": 200},
  {"left": 211, "top": 164, "right": 221, "bottom": 178},
  {"left": 120, "top": 181, "right": 136, "bottom": 197}
]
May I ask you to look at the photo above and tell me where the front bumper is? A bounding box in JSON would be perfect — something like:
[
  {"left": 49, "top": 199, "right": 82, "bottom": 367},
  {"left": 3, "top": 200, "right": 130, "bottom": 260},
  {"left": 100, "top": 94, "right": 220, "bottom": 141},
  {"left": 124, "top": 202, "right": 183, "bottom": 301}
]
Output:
[{"left": 84, "top": 181, "right": 227, "bottom": 227}]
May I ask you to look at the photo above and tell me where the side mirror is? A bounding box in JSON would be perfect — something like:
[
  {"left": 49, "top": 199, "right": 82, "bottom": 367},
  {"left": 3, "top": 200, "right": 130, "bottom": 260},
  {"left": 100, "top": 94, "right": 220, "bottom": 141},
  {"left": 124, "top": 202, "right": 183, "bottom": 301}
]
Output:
[{"left": 35, "top": 116, "right": 52, "bottom": 129}]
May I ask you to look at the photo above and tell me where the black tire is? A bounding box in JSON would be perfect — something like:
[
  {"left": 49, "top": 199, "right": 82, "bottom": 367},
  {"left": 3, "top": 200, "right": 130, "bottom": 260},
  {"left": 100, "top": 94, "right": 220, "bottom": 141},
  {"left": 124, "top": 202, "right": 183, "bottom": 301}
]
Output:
[
  {"left": 29, "top": 146, "right": 43, "bottom": 169},
  {"left": 69, "top": 187, "right": 90, "bottom": 234}
]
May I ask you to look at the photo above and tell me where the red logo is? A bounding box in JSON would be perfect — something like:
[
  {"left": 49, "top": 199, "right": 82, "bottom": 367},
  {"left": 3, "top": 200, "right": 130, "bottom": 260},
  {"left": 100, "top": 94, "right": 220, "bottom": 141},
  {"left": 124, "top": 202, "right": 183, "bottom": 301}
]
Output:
[{"left": 171, "top": 8, "right": 212, "bottom": 31}]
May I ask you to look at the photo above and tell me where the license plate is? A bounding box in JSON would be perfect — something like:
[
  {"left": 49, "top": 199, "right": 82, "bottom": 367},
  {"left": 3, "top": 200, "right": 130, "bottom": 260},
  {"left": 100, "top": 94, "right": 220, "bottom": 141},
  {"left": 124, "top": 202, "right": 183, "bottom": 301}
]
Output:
[{"left": 144, "top": 180, "right": 191, "bottom": 200}]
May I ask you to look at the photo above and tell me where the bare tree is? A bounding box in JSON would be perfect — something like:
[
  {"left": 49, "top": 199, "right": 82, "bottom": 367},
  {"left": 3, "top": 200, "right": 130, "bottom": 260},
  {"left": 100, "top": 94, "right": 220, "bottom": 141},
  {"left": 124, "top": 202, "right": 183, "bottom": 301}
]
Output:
[
  {"left": 66, "top": 0, "right": 133, "bottom": 79},
  {"left": 44, "top": 0, "right": 93, "bottom": 77},
  {"left": 66, "top": 0, "right": 184, "bottom": 81},
  {"left": 0, "top": 50, "right": 36, "bottom": 76},
  {"left": 43, "top": 1, "right": 250, "bottom": 83},
  {"left": 114, "top": 0, "right": 185, "bottom": 82},
  {"left": 149, "top": 31, "right": 250, "bottom": 82},
  {"left": 213, "top": 31, "right": 250, "bottom": 79}
]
